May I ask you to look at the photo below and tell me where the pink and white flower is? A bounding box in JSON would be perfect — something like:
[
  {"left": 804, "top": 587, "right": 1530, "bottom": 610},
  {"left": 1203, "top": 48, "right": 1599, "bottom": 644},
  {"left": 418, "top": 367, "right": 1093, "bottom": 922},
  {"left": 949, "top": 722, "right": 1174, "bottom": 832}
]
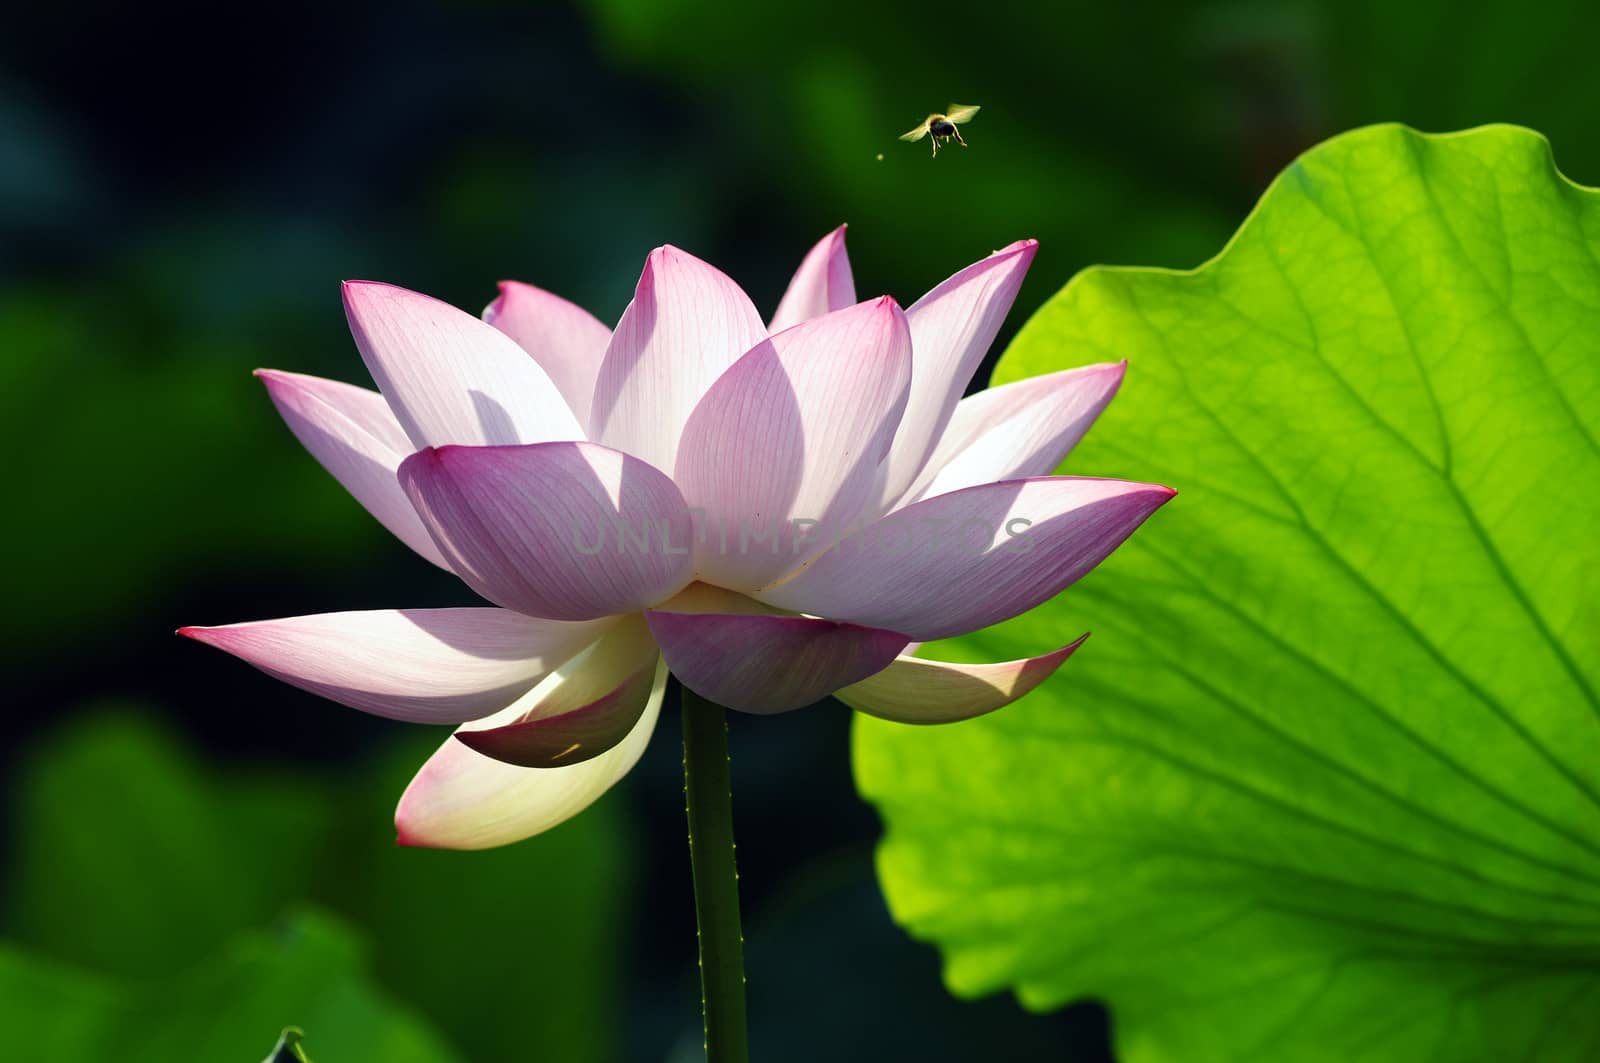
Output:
[{"left": 181, "top": 228, "right": 1172, "bottom": 850}]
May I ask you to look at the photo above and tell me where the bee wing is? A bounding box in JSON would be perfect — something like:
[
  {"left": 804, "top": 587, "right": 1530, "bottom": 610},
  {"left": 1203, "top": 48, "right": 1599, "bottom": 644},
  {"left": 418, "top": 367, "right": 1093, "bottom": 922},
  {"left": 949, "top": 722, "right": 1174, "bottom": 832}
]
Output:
[
  {"left": 899, "top": 121, "right": 931, "bottom": 142},
  {"left": 943, "top": 104, "right": 981, "bottom": 124}
]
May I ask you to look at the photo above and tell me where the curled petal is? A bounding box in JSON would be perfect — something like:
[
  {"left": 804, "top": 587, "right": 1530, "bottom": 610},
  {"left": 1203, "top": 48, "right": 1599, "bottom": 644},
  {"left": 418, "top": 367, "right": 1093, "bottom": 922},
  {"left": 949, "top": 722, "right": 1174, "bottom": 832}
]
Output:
[
  {"left": 399, "top": 441, "right": 695, "bottom": 621},
  {"left": 343, "top": 280, "right": 583, "bottom": 449},
  {"left": 483, "top": 281, "right": 612, "bottom": 432},
  {"left": 454, "top": 616, "right": 661, "bottom": 767},
  {"left": 255, "top": 369, "right": 451, "bottom": 568},
  {"left": 769, "top": 225, "right": 856, "bottom": 332},
  {"left": 675, "top": 297, "right": 912, "bottom": 590},
  {"left": 178, "top": 609, "right": 613, "bottom": 723},
  {"left": 876, "top": 240, "right": 1037, "bottom": 511},
  {"left": 590, "top": 246, "right": 767, "bottom": 473},
  {"left": 396, "top": 655, "right": 666, "bottom": 851},
  {"left": 898, "top": 361, "right": 1126, "bottom": 508},
  {"left": 645, "top": 585, "right": 907, "bottom": 713},
  {"left": 757, "top": 476, "right": 1175, "bottom": 641},
  {"left": 835, "top": 634, "right": 1088, "bottom": 724}
]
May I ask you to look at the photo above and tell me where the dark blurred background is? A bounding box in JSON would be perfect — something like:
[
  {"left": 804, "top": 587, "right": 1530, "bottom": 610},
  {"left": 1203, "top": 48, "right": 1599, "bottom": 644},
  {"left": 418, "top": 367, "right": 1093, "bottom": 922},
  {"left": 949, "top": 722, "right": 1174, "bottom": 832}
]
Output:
[{"left": 5, "top": 1, "right": 1599, "bottom": 1059}]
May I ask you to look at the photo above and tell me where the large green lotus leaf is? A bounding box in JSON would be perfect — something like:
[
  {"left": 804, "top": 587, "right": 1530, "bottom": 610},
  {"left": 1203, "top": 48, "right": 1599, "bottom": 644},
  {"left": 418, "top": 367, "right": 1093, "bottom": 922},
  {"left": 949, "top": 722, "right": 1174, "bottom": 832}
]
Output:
[
  {"left": 853, "top": 124, "right": 1600, "bottom": 1061},
  {"left": 0, "top": 910, "right": 458, "bottom": 1062}
]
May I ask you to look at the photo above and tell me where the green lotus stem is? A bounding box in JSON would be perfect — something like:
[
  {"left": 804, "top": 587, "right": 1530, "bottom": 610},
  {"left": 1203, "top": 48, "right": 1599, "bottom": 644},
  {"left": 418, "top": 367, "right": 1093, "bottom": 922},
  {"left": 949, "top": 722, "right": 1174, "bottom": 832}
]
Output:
[{"left": 680, "top": 685, "right": 749, "bottom": 1063}]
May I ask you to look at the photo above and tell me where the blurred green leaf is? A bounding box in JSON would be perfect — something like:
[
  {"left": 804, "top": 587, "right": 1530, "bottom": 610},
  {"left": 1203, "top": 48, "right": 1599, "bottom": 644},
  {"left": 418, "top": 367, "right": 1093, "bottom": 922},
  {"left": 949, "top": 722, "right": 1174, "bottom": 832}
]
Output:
[
  {"left": 0, "top": 910, "right": 458, "bottom": 1062},
  {"left": 4, "top": 707, "right": 635, "bottom": 1063},
  {"left": 326, "top": 734, "right": 637, "bottom": 1063},
  {"left": 855, "top": 124, "right": 1600, "bottom": 1060},
  {"left": 0, "top": 285, "right": 397, "bottom": 657},
  {"left": 4, "top": 711, "right": 332, "bottom": 975}
]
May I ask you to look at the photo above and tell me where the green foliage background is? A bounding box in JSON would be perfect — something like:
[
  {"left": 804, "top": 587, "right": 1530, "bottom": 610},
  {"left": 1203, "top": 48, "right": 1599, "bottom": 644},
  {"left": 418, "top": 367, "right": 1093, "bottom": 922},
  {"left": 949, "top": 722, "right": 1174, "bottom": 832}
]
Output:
[{"left": 4, "top": 1, "right": 1599, "bottom": 1059}]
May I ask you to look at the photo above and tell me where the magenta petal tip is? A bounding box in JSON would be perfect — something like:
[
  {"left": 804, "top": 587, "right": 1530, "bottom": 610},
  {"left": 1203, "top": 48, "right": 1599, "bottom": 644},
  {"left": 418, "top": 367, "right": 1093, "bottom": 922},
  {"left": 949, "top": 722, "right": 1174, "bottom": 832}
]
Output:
[
  {"left": 483, "top": 286, "right": 509, "bottom": 320},
  {"left": 397, "top": 445, "right": 443, "bottom": 472},
  {"left": 252, "top": 367, "right": 289, "bottom": 387},
  {"left": 647, "top": 244, "right": 687, "bottom": 267},
  {"left": 340, "top": 278, "right": 408, "bottom": 310},
  {"left": 394, "top": 823, "right": 426, "bottom": 848},
  {"left": 252, "top": 367, "right": 312, "bottom": 394}
]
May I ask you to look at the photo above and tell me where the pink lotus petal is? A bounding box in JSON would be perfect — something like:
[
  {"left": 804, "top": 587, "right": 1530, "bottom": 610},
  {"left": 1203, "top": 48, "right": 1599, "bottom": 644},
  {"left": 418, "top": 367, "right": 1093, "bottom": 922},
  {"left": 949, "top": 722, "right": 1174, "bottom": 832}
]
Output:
[
  {"left": 897, "top": 361, "right": 1126, "bottom": 508},
  {"left": 834, "top": 633, "right": 1088, "bottom": 723},
  {"left": 674, "top": 297, "right": 912, "bottom": 590},
  {"left": 343, "top": 280, "right": 583, "bottom": 449},
  {"left": 396, "top": 654, "right": 666, "bottom": 850},
  {"left": 178, "top": 609, "right": 614, "bottom": 723},
  {"left": 483, "top": 281, "right": 612, "bottom": 433},
  {"left": 756, "top": 476, "right": 1175, "bottom": 641},
  {"left": 399, "top": 442, "right": 695, "bottom": 621},
  {"left": 590, "top": 247, "right": 767, "bottom": 473},
  {"left": 769, "top": 225, "right": 856, "bottom": 332},
  {"left": 454, "top": 615, "right": 661, "bottom": 767},
  {"left": 875, "top": 240, "right": 1037, "bottom": 511},
  {"left": 645, "top": 585, "right": 908, "bottom": 713},
  {"left": 255, "top": 370, "right": 452, "bottom": 569}
]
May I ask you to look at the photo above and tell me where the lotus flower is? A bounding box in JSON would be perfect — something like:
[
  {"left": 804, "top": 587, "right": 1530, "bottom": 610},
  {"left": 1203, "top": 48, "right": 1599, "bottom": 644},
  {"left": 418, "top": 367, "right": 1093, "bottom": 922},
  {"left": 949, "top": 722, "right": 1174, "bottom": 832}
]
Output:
[{"left": 180, "top": 228, "right": 1172, "bottom": 850}]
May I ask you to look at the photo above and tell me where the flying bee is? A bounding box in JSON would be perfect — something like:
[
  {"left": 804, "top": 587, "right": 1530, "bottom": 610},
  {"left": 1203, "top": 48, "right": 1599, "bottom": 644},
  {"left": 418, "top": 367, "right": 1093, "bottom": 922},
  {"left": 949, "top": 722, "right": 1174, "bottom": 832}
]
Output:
[{"left": 900, "top": 104, "right": 981, "bottom": 157}]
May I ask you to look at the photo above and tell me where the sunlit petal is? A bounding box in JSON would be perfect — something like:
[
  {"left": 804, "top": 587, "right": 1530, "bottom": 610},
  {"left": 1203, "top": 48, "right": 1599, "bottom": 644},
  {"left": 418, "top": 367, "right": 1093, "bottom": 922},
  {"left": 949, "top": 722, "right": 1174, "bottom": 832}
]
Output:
[
  {"left": 344, "top": 280, "right": 583, "bottom": 448},
  {"left": 836, "top": 634, "right": 1088, "bottom": 723},
  {"left": 179, "top": 609, "right": 613, "bottom": 723}
]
